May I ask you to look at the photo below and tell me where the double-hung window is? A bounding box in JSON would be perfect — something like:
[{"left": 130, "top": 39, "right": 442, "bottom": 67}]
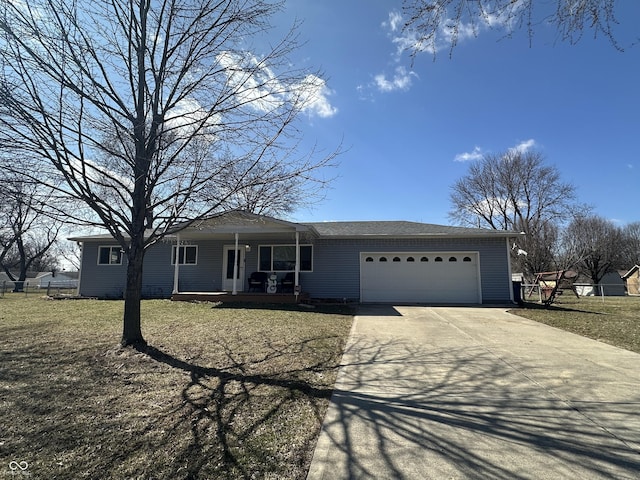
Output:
[
  {"left": 98, "top": 246, "right": 123, "bottom": 265},
  {"left": 171, "top": 245, "right": 198, "bottom": 265},
  {"left": 258, "top": 245, "right": 312, "bottom": 271}
]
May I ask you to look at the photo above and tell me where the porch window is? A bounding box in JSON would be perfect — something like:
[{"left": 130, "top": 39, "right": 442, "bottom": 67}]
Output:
[
  {"left": 171, "top": 245, "right": 198, "bottom": 265},
  {"left": 258, "top": 245, "right": 312, "bottom": 271},
  {"left": 98, "top": 246, "right": 122, "bottom": 265}
]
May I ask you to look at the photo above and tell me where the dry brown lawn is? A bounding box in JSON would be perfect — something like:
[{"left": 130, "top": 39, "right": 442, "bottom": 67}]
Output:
[
  {"left": 511, "top": 295, "right": 640, "bottom": 353},
  {"left": 0, "top": 295, "right": 353, "bottom": 479}
]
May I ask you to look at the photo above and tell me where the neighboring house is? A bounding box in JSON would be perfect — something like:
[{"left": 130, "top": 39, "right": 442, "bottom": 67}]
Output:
[
  {"left": 599, "top": 271, "right": 627, "bottom": 296},
  {"left": 575, "top": 271, "right": 627, "bottom": 296},
  {"left": 622, "top": 265, "right": 640, "bottom": 295},
  {"left": 1, "top": 271, "right": 79, "bottom": 290},
  {"left": 574, "top": 283, "right": 595, "bottom": 297},
  {"left": 33, "top": 271, "right": 79, "bottom": 289},
  {"left": 69, "top": 210, "right": 518, "bottom": 304}
]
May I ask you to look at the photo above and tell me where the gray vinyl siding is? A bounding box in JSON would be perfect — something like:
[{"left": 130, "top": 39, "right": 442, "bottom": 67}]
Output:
[
  {"left": 144, "top": 240, "right": 232, "bottom": 294},
  {"left": 140, "top": 243, "right": 175, "bottom": 297},
  {"left": 79, "top": 236, "right": 305, "bottom": 298},
  {"left": 78, "top": 235, "right": 512, "bottom": 302},
  {"left": 79, "top": 242, "right": 127, "bottom": 298},
  {"left": 304, "top": 237, "right": 511, "bottom": 303},
  {"left": 303, "top": 239, "right": 361, "bottom": 300}
]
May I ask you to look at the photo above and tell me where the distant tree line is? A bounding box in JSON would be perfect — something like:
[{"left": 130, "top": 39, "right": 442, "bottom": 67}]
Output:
[
  {"left": 450, "top": 150, "right": 640, "bottom": 285},
  {"left": 0, "top": 173, "right": 62, "bottom": 290}
]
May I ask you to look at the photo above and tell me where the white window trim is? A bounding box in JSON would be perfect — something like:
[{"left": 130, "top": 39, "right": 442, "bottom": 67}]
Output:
[
  {"left": 171, "top": 244, "right": 198, "bottom": 265},
  {"left": 97, "top": 245, "right": 123, "bottom": 265},
  {"left": 258, "top": 244, "right": 313, "bottom": 272}
]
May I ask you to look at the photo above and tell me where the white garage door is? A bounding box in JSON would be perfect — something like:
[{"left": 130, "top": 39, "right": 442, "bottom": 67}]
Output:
[{"left": 360, "top": 252, "right": 480, "bottom": 303}]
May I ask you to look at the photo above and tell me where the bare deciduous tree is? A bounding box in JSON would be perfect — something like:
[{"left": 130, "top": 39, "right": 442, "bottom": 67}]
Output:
[
  {"left": 561, "top": 215, "right": 626, "bottom": 285},
  {"left": 0, "top": 0, "right": 338, "bottom": 346},
  {"left": 449, "top": 149, "right": 587, "bottom": 279},
  {"left": 622, "top": 222, "right": 640, "bottom": 267},
  {"left": 402, "top": 0, "right": 630, "bottom": 59},
  {"left": 0, "top": 177, "right": 61, "bottom": 291}
]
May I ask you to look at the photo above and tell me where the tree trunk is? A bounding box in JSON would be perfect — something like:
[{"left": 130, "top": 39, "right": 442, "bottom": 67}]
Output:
[
  {"left": 11, "top": 237, "right": 28, "bottom": 292},
  {"left": 121, "top": 241, "right": 146, "bottom": 348}
]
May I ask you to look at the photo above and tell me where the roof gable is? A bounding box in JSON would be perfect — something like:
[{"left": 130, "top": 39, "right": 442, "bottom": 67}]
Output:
[
  {"left": 183, "top": 210, "right": 311, "bottom": 234},
  {"left": 622, "top": 265, "right": 640, "bottom": 279}
]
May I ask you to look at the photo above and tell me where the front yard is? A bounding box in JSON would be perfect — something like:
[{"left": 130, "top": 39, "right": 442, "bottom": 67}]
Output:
[
  {"left": 0, "top": 295, "right": 354, "bottom": 479},
  {"left": 2, "top": 293, "right": 638, "bottom": 479}
]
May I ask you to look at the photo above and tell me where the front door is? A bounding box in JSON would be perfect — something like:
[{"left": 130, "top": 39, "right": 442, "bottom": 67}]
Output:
[{"left": 222, "top": 245, "right": 245, "bottom": 292}]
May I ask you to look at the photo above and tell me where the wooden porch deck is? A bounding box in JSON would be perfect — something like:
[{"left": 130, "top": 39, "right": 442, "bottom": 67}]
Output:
[{"left": 171, "top": 291, "right": 309, "bottom": 304}]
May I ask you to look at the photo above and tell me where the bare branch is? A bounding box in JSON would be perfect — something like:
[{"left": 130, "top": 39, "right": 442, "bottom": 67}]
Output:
[
  {"left": 449, "top": 149, "right": 589, "bottom": 279},
  {"left": 0, "top": 0, "right": 338, "bottom": 345},
  {"left": 402, "top": 0, "right": 633, "bottom": 60}
]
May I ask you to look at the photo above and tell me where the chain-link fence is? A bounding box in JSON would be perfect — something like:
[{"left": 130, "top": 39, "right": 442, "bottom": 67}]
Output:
[
  {"left": 1, "top": 280, "right": 78, "bottom": 297},
  {"left": 520, "top": 283, "right": 632, "bottom": 303}
]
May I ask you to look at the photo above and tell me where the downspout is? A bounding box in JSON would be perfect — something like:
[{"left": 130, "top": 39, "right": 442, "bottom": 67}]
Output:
[
  {"left": 232, "top": 233, "right": 239, "bottom": 295},
  {"left": 506, "top": 237, "right": 514, "bottom": 303},
  {"left": 76, "top": 241, "right": 84, "bottom": 296},
  {"left": 172, "top": 233, "right": 180, "bottom": 294}
]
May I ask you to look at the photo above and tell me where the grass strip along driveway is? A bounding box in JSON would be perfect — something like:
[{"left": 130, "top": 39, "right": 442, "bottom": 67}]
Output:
[
  {"left": 512, "top": 296, "right": 640, "bottom": 354},
  {"left": 0, "top": 296, "right": 353, "bottom": 479}
]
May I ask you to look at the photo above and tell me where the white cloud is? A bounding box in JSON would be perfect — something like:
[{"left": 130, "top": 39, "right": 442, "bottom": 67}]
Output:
[
  {"left": 165, "top": 98, "right": 221, "bottom": 138},
  {"left": 69, "top": 157, "right": 133, "bottom": 192},
  {"left": 454, "top": 146, "right": 484, "bottom": 162},
  {"left": 217, "top": 51, "right": 337, "bottom": 118},
  {"left": 294, "top": 75, "right": 338, "bottom": 118},
  {"left": 217, "top": 51, "right": 285, "bottom": 112},
  {"left": 440, "top": 19, "right": 479, "bottom": 46},
  {"left": 383, "top": 0, "right": 528, "bottom": 59},
  {"left": 367, "top": 4, "right": 530, "bottom": 96},
  {"left": 454, "top": 139, "right": 537, "bottom": 162},
  {"left": 374, "top": 66, "right": 416, "bottom": 93},
  {"left": 379, "top": 10, "right": 436, "bottom": 60},
  {"left": 383, "top": 11, "right": 403, "bottom": 33},
  {"left": 509, "top": 139, "right": 536, "bottom": 154},
  {"left": 484, "top": 0, "right": 528, "bottom": 30}
]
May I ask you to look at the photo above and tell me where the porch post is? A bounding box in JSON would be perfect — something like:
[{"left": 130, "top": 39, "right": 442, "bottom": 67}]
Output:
[
  {"left": 232, "top": 233, "right": 239, "bottom": 295},
  {"left": 294, "top": 231, "right": 300, "bottom": 290},
  {"left": 172, "top": 233, "right": 180, "bottom": 294}
]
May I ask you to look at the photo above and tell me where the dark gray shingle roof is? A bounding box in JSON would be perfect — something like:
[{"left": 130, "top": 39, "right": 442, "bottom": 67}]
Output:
[{"left": 304, "top": 221, "right": 515, "bottom": 238}]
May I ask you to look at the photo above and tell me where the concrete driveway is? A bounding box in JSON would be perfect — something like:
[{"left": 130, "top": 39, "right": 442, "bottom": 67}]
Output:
[{"left": 307, "top": 306, "right": 640, "bottom": 479}]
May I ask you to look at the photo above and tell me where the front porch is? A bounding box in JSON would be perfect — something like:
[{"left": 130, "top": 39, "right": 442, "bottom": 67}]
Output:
[
  {"left": 171, "top": 291, "right": 310, "bottom": 304},
  {"left": 169, "top": 211, "right": 311, "bottom": 301}
]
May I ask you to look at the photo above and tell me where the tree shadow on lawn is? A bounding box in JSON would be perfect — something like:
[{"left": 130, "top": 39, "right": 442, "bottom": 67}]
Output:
[
  {"left": 1, "top": 332, "right": 344, "bottom": 480},
  {"left": 516, "top": 300, "right": 605, "bottom": 315},
  {"left": 4, "top": 328, "right": 639, "bottom": 479},
  {"left": 137, "top": 335, "right": 640, "bottom": 480},
  {"left": 128, "top": 343, "right": 340, "bottom": 478}
]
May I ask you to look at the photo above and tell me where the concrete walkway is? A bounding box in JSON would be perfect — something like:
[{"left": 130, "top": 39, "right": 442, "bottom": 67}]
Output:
[{"left": 307, "top": 306, "right": 640, "bottom": 479}]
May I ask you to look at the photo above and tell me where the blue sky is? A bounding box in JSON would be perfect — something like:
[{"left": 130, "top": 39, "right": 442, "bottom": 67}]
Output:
[{"left": 272, "top": 1, "right": 640, "bottom": 226}]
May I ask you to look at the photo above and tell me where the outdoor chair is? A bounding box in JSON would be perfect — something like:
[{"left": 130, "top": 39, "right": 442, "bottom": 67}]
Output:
[
  {"left": 247, "top": 271, "right": 268, "bottom": 292},
  {"left": 280, "top": 272, "right": 295, "bottom": 293}
]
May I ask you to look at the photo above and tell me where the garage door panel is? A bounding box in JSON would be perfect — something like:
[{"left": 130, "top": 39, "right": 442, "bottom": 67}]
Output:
[{"left": 360, "top": 252, "right": 479, "bottom": 303}]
